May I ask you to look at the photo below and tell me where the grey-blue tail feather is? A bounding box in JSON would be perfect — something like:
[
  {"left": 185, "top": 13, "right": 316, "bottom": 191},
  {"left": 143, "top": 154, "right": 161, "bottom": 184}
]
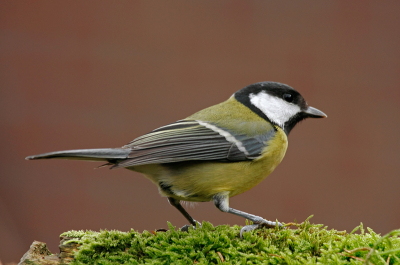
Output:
[{"left": 25, "top": 148, "right": 131, "bottom": 162}]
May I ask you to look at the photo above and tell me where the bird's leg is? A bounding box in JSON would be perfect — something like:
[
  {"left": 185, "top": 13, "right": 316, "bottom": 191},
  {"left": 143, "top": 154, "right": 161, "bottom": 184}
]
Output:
[
  {"left": 213, "top": 193, "right": 283, "bottom": 238},
  {"left": 167, "top": 197, "right": 201, "bottom": 232}
]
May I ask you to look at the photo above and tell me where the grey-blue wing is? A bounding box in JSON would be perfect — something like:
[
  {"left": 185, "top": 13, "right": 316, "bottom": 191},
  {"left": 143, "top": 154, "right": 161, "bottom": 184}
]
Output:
[{"left": 114, "top": 120, "right": 275, "bottom": 168}]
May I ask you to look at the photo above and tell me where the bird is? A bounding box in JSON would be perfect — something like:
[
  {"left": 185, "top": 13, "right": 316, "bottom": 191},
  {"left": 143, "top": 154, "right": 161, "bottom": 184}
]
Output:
[{"left": 26, "top": 81, "right": 327, "bottom": 237}]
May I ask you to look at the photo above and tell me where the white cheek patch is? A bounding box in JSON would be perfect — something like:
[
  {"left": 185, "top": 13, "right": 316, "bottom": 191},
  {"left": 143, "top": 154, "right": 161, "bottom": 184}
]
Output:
[{"left": 249, "top": 92, "right": 301, "bottom": 128}]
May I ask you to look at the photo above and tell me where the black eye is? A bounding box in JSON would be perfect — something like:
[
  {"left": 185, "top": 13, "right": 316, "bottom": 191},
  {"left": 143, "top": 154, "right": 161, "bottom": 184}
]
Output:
[{"left": 283, "top": 93, "right": 293, "bottom": 102}]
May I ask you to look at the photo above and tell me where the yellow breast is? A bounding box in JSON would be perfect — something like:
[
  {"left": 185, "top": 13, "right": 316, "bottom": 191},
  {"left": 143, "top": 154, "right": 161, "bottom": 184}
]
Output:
[
  {"left": 189, "top": 126, "right": 288, "bottom": 199},
  {"left": 132, "top": 127, "right": 288, "bottom": 202}
]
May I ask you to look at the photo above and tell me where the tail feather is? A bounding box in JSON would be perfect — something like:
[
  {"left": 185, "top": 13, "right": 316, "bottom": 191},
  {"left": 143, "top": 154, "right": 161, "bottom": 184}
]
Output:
[{"left": 25, "top": 148, "right": 131, "bottom": 162}]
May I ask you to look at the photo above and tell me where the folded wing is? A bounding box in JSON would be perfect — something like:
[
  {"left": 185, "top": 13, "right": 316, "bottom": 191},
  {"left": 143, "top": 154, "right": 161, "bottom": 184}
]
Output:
[{"left": 114, "top": 120, "right": 275, "bottom": 168}]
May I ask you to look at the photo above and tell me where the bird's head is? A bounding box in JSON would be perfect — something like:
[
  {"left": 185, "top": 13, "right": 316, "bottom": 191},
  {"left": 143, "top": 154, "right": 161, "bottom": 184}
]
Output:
[{"left": 234, "top": 82, "right": 327, "bottom": 135}]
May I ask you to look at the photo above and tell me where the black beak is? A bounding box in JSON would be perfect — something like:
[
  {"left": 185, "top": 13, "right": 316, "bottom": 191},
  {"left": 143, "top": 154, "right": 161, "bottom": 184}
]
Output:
[{"left": 303, "top": 106, "right": 327, "bottom": 118}]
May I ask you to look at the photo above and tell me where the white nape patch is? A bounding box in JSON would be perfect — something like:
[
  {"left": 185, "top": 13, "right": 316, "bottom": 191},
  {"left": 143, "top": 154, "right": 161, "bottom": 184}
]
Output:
[
  {"left": 249, "top": 92, "right": 301, "bottom": 128},
  {"left": 196, "top": 120, "right": 249, "bottom": 155}
]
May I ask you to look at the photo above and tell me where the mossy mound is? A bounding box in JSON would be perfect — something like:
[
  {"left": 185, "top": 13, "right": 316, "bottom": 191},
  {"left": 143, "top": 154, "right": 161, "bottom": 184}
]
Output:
[{"left": 60, "top": 217, "right": 400, "bottom": 264}]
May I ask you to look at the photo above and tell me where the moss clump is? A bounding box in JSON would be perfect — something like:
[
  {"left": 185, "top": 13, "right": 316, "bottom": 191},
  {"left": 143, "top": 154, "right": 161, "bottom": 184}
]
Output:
[{"left": 61, "top": 216, "right": 400, "bottom": 264}]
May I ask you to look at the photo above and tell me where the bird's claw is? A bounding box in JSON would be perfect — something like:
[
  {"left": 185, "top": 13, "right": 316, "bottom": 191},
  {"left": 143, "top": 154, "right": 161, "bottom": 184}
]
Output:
[
  {"left": 240, "top": 219, "right": 284, "bottom": 238},
  {"left": 180, "top": 220, "right": 201, "bottom": 232},
  {"left": 239, "top": 224, "right": 259, "bottom": 238}
]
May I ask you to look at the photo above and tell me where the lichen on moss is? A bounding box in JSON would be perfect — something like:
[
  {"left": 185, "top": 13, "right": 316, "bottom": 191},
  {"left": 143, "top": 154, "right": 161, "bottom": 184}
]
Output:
[{"left": 61, "top": 217, "right": 400, "bottom": 264}]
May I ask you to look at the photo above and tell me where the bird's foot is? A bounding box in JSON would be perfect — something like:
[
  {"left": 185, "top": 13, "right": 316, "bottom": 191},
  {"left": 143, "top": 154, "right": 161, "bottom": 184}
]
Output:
[
  {"left": 240, "top": 218, "right": 284, "bottom": 238},
  {"left": 180, "top": 220, "right": 202, "bottom": 232}
]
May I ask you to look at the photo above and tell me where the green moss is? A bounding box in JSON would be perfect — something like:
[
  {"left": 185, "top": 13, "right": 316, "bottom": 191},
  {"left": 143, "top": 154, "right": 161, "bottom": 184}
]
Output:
[{"left": 61, "top": 216, "right": 400, "bottom": 264}]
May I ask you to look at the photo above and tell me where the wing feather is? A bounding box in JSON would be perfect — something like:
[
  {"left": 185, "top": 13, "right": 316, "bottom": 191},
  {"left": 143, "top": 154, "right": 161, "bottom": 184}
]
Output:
[{"left": 113, "top": 120, "right": 274, "bottom": 168}]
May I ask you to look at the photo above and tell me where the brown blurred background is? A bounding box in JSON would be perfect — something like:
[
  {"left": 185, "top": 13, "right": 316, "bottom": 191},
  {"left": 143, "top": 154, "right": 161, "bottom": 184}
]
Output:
[{"left": 1, "top": 1, "right": 400, "bottom": 263}]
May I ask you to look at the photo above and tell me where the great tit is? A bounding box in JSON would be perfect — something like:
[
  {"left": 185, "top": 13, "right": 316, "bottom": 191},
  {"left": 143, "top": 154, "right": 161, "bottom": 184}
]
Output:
[{"left": 26, "top": 81, "right": 326, "bottom": 236}]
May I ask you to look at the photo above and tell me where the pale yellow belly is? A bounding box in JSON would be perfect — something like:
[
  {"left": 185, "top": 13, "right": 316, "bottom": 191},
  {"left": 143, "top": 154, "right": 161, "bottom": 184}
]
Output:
[{"left": 128, "top": 128, "right": 288, "bottom": 202}]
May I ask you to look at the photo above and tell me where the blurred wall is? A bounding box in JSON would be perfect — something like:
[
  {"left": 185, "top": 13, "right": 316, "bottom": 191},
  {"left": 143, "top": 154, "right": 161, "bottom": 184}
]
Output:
[{"left": 1, "top": 1, "right": 400, "bottom": 263}]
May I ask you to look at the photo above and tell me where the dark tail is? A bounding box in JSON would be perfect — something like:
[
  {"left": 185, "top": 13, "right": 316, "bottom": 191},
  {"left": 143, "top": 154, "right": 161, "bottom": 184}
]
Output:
[{"left": 25, "top": 148, "right": 131, "bottom": 162}]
